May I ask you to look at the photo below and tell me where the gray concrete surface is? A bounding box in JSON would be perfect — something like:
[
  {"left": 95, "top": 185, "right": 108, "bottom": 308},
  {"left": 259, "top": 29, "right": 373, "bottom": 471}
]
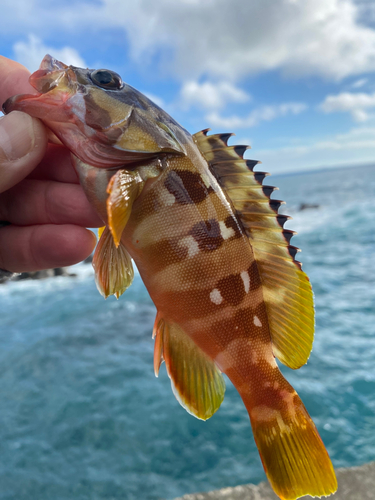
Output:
[{"left": 173, "top": 461, "right": 375, "bottom": 500}]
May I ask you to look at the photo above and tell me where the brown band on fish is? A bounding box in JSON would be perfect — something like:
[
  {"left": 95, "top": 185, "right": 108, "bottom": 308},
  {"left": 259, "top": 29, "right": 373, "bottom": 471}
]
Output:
[
  {"left": 216, "top": 273, "right": 247, "bottom": 306},
  {"left": 210, "top": 308, "right": 253, "bottom": 348},
  {"left": 141, "top": 237, "right": 189, "bottom": 272},
  {"left": 164, "top": 170, "right": 213, "bottom": 205},
  {"left": 223, "top": 214, "right": 243, "bottom": 240},
  {"left": 189, "top": 219, "right": 224, "bottom": 252},
  {"left": 156, "top": 288, "right": 229, "bottom": 321},
  {"left": 209, "top": 306, "right": 271, "bottom": 352},
  {"left": 247, "top": 261, "right": 262, "bottom": 291}
]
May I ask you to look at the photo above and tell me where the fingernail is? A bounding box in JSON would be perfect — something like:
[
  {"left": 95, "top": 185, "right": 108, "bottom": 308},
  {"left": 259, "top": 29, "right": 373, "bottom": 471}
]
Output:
[{"left": 0, "top": 111, "right": 35, "bottom": 161}]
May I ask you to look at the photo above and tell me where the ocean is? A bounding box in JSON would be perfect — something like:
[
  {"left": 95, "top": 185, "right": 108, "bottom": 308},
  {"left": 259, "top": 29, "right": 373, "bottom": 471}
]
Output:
[{"left": 0, "top": 164, "right": 375, "bottom": 500}]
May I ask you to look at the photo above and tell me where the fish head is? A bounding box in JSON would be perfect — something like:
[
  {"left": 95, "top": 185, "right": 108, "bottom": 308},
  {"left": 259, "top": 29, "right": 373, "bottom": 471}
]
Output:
[{"left": 2, "top": 54, "right": 185, "bottom": 168}]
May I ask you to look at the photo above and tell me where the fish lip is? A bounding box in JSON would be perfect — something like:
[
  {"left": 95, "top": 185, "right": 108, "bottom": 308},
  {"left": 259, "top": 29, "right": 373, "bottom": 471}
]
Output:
[
  {"left": 2, "top": 55, "right": 76, "bottom": 116},
  {"left": 2, "top": 93, "right": 41, "bottom": 115},
  {"left": 1, "top": 54, "right": 64, "bottom": 114}
]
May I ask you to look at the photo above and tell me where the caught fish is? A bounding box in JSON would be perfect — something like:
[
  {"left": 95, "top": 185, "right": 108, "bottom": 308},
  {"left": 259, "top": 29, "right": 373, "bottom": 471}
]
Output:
[{"left": 3, "top": 55, "right": 337, "bottom": 500}]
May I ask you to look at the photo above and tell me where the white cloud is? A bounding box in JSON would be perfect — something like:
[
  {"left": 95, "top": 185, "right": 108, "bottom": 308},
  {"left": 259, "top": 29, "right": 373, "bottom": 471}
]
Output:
[
  {"left": 87, "top": 0, "right": 375, "bottom": 81},
  {"left": 180, "top": 81, "right": 250, "bottom": 110},
  {"left": 320, "top": 91, "right": 375, "bottom": 121},
  {"left": 4, "top": 0, "right": 375, "bottom": 81},
  {"left": 207, "top": 102, "right": 307, "bottom": 129},
  {"left": 13, "top": 34, "right": 86, "bottom": 72},
  {"left": 256, "top": 126, "right": 375, "bottom": 173},
  {"left": 351, "top": 78, "right": 368, "bottom": 88}
]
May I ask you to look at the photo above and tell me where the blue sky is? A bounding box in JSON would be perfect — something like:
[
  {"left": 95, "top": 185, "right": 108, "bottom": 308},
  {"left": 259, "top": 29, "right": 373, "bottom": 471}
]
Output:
[{"left": 2, "top": 0, "right": 375, "bottom": 174}]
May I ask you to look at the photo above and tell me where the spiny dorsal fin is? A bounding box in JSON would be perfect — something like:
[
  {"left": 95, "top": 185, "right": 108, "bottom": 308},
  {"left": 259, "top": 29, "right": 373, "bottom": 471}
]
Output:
[
  {"left": 153, "top": 313, "right": 226, "bottom": 420},
  {"left": 193, "top": 130, "right": 314, "bottom": 370}
]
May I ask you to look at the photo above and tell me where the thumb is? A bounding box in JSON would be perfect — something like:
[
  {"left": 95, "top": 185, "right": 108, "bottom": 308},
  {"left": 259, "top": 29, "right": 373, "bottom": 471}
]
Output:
[{"left": 0, "top": 111, "right": 48, "bottom": 194}]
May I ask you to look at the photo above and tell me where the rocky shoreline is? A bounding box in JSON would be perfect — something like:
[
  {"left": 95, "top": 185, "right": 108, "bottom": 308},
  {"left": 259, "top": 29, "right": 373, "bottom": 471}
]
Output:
[
  {"left": 173, "top": 461, "right": 375, "bottom": 500},
  {"left": 0, "top": 256, "right": 95, "bottom": 284}
]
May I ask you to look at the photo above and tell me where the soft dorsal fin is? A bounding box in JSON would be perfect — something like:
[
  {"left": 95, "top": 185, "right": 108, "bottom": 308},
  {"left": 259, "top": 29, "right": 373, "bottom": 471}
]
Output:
[
  {"left": 193, "top": 130, "right": 314, "bottom": 370},
  {"left": 153, "top": 313, "right": 226, "bottom": 420}
]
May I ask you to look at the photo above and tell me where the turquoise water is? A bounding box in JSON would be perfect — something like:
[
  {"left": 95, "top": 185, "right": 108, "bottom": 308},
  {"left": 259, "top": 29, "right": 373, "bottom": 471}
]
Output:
[{"left": 1, "top": 164, "right": 375, "bottom": 500}]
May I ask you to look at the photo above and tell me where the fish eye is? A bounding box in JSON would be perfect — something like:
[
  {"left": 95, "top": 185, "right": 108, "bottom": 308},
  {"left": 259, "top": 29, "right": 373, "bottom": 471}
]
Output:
[{"left": 91, "top": 69, "right": 123, "bottom": 90}]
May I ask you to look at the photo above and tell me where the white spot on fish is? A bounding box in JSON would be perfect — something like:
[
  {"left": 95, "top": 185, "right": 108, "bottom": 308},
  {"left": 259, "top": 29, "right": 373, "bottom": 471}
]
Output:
[
  {"left": 254, "top": 315, "right": 262, "bottom": 327},
  {"left": 159, "top": 187, "right": 175, "bottom": 206},
  {"left": 251, "top": 350, "right": 258, "bottom": 364},
  {"left": 240, "top": 270, "right": 250, "bottom": 293},
  {"left": 210, "top": 288, "right": 223, "bottom": 305},
  {"left": 179, "top": 236, "right": 199, "bottom": 258},
  {"left": 273, "top": 382, "right": 279, "bottom": 390},
  {"left": 219, "top": 220, "right": 235, "bottom": 240}
]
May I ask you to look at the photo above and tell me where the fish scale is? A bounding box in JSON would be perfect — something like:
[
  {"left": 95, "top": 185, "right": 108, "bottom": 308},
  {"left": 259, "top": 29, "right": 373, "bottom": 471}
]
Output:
[{"left": 2, "top": 54, "right": 337, "bottom": 500}]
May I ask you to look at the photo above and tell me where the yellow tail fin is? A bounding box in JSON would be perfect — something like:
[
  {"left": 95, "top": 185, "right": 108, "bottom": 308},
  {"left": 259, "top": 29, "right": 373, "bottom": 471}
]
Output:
[{"left": 249, "top": 392, "right": 337, "bottom": 500}]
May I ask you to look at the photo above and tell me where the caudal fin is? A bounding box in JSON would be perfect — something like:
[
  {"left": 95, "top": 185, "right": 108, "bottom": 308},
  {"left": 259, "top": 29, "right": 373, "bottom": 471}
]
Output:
[{"left": 249, "top": 392, "right": 337, "bottom": 500}]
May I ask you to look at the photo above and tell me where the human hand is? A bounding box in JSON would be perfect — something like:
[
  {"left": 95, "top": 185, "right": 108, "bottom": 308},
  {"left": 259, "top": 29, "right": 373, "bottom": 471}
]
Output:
[{"left": 0, "top": 56, "right": 102, "bottom": 274}]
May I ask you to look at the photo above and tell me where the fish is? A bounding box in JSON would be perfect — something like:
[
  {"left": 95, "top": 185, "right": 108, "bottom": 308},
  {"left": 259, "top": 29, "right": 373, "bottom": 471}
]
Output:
[{"left": 3, "top": 55, "right": 337, "bottom": 500}]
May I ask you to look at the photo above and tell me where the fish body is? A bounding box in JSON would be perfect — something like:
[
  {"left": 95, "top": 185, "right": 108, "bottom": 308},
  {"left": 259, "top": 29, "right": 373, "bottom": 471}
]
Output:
[{"left": 3, "top": 55, "right": 337, "bottom": 500}]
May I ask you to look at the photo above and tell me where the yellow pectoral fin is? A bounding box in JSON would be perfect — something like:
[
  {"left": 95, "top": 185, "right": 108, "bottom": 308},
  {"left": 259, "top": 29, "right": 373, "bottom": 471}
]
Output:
[
  {"left": 106, "top": 169, "right": 144, "bottom": 247},
  {"left": 153, "top": 314, "right": 225, "bottom": 421},
  {"left": 92, "top": 226, "right": 134, "bottom": 299}
]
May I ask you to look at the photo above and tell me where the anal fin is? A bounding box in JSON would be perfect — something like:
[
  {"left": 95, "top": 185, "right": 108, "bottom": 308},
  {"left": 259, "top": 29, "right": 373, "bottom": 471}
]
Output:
[
  {"left": 153, "top": 314, "right": 225, "bottom": 420},
  {"left": 92, "top": 226, "right": 134, "bottom": 299}
]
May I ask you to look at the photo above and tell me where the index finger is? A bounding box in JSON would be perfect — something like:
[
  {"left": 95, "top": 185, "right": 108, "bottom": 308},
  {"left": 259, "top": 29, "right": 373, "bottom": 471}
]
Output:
[{"left": 0, "top": 56, "right": 36, "bottom": 106}]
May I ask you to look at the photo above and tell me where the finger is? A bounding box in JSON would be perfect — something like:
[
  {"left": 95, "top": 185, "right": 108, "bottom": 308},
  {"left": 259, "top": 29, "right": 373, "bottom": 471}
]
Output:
[
  {"left": 0, "top": 111, "right": 48, "bottom": 193},
  {"left": 0, "top": 56, "right": 34, "bottom": 104},
  {"left": 0, "top": 224, "right": 97, "bottom": 273},
  {"left": 28, "top": 144, "right": 80, "bottom": 184},
  {"left": 0, "top": 179, "right": 103, "bottom": 227}
]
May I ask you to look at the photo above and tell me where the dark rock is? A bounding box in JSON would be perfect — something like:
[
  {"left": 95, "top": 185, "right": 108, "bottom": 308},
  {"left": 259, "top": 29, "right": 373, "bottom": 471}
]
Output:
[
  {"left": 11, "top": 267, "right": 76, "bottom": 281},
  {"left": 299, "top": 203, "right": 320, "bottom": 211}
]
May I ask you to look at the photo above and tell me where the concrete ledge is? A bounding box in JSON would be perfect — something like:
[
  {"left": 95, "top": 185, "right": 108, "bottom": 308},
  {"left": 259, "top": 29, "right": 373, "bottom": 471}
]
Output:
[{"left": 173, "top": 461, "right": 375, "bottom": 500}]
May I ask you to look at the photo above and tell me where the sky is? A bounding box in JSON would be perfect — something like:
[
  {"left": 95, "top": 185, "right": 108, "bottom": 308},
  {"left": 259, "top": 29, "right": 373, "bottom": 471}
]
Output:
[{"left": 2, "top": 0, "right": 375, "bottom": 174}]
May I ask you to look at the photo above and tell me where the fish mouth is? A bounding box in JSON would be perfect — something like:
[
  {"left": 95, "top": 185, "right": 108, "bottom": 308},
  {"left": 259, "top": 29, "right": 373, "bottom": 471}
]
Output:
[{"left": 2, "top": 54, "right": 74, "bottom": 118}]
